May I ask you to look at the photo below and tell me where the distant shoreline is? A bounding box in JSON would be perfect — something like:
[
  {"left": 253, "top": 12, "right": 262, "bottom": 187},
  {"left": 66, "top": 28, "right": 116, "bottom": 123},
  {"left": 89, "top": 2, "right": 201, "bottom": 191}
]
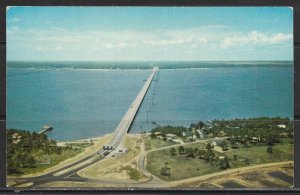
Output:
[{"left": 6, "top": 61, "right": 293, "bottom": 70}]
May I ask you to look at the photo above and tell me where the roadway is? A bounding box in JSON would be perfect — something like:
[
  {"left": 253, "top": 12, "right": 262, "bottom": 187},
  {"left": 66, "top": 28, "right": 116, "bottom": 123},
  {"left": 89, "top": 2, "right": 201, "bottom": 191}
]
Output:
[
  {"left": 9, "top": 67, "right": 158, "bottom": 187},
  {"left": 109, "top": 67, "right": 158, "bottom": 149}
]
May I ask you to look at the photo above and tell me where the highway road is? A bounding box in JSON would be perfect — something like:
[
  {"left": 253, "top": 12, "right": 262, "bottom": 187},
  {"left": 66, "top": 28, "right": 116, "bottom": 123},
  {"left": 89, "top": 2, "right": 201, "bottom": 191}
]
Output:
[
  {"left": 9, "top": 67, "right": 158, "bottom": 188},
  {"left": 108, "top": 67, "right": 158, "bottom": 150}
]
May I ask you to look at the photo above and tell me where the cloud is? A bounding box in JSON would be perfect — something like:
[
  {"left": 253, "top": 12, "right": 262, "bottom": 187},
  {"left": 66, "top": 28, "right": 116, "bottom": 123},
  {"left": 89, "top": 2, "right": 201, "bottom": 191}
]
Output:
[
  {"left": 7, "top": 25, "right": 293, "bottom": 61},
  {"left": 37, "top": 46, "right": 47, "bottom": 51},
  {"left": 220, "top": 31, "right": 292, "bottom": 49},
  {"left": 55, "top": 46, "right": 63, "bottom": 51},
  {"left": 269, "top": 33, "right": 292, "bottom": 44}
]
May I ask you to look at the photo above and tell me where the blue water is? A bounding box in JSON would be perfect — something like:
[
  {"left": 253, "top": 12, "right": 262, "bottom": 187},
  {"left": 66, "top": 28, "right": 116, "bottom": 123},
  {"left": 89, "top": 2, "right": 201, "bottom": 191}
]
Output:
[{"left": 7, "top": 65, "right": 293, "bottom": 141}]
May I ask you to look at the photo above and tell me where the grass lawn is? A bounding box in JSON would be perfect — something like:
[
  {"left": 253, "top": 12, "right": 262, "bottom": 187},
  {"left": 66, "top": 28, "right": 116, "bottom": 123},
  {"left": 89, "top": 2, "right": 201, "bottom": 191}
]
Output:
[
  {"left": 225, "top": 143, "right": 293, "bottom": 168},
  {"left": 146, "top": 142, "right": 293, "bottom": 181},
  {"left": 144, "top": 138, "right": 175, "bottom": 151}
]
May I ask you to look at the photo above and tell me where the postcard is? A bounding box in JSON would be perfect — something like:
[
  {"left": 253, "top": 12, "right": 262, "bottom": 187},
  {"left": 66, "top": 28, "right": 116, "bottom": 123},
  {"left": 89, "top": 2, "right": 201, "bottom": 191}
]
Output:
[{"left": 6, "top": 6, "right": 294, "bottom": 189}]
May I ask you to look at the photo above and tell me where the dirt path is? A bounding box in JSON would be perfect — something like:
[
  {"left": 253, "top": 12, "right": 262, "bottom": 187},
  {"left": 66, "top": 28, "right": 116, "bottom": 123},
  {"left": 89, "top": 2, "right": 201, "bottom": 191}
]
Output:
[{"left": 166, "top": 161, "right": 293, "bottom": 188}]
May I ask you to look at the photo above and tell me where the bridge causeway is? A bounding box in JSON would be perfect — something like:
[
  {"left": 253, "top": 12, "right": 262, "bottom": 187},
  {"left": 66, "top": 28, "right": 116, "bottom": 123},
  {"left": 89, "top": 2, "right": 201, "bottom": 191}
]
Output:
[{"left": 109, "top": 67, "right": 159, "bottom": 148}]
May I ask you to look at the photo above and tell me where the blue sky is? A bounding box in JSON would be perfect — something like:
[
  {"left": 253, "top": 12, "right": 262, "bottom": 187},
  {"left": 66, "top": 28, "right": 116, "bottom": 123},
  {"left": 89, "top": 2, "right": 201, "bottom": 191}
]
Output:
[{"left": 7, "top": 7, "right": 293, "bottom": 61}]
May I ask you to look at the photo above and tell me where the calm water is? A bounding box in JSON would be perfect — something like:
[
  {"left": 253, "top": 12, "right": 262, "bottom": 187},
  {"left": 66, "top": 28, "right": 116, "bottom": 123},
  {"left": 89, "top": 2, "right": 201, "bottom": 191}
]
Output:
[{"left": 7, "top": 65, "right": 293, "bottom": 141}]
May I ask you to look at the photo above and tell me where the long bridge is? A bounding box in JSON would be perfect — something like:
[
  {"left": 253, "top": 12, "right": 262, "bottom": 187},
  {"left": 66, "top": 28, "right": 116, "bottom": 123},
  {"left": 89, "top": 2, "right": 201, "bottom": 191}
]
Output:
[
  {"left": 10, "top": 67, "right": 159, "bottom": 187},
  {"left": 107, "top": 66, "right": 159, "bottom": 150}
]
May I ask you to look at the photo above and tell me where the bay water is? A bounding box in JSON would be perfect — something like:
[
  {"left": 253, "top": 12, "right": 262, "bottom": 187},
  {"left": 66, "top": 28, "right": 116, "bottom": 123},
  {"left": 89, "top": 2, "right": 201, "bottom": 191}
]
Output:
[{"left": 7, "top": 63, "right": 293, "bottom": 141}]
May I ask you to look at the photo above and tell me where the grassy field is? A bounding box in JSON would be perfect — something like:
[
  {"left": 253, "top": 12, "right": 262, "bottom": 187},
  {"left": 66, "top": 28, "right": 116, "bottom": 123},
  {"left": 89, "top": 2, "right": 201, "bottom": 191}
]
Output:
[
  {"left": 146, "top": 142, "right": 293, "bottom": 181},
  {"left": 146, "top": 142, "right": 221, "bottom": 181},
  {"left": 144, "top": 138, "right": 175, "bottom": 151},
  {"left": 226, "top": 144, "right": 293, "bottom": 168}
]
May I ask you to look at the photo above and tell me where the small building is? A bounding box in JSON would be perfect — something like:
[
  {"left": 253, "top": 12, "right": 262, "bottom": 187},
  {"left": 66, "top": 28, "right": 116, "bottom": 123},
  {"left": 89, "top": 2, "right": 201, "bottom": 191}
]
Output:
[
  {"left": 165, "top": 134, "right": 176, "bottom": 141},
  {"left": 278, "top": 124, "right": 287, "bottom": 129},
  {"left": 154, "top": 132, "right": 161, "bottom": 135},
  {"left": 218, "top": 156, "right": 225, "bottom": 160},
  {"left": 11, "top": 132, "right": 19, "bottom": 139},
  {"left": 172, "top": 139, "right": 184, "bottom": 144},
  {"left": 12, "top": 139, "right": 21, "bottom": 144},
  {"left": 118, "top": 147, "right": 128, "bottom": 153},
  {"left": 218, "top": 130, "right": 226, "bottom": 137},
  {"left": 182, "top": 131, "right": 186, "bottom": 137},
  {"left": 251, "top": 137, "right": 259, "bottom": 143},
  {"left": 11, "top": 133, "right": 22, "bottom": 144}
]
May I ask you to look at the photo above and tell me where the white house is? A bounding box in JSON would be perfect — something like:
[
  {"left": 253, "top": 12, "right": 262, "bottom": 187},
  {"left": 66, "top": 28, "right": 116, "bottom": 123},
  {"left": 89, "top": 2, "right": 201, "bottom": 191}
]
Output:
[{"left": 278, "top": 124, "right": 286, "bottom": 129}]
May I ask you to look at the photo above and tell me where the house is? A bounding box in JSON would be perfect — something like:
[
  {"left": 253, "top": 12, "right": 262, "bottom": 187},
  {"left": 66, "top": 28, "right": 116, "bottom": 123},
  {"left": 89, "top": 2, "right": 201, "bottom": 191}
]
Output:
[
  {"left": 218, "top": 130, "right": 226, "bottom": 137},
  {"left": 118, "top": 147, "right": 128, "bottom": 153},
  {"left": 182, "top": 131, "right": 186, "bottom": 137},
  {"left": 172, "top": 139, "right": 184, "bottom": 144},
  {"left": 218, "top": 156, "right": 225, "bottom": 160},
  {"left": 166, "top": 134, "right": 177, "bottom": 141},
  {"left": 11, "top": 132, "right": 19, "bottom": 139},
  {"left": 11, "top": 132, "right": 22, "bottom": 144},
  {"left": 278, "top": 124, "right": 286, "bottom": 129},
  {"left": 251, "top": 137, "right": 259, "bottom": 143},
  {"left": 12, "top": 139, "right": 21, "bottom": 144}
]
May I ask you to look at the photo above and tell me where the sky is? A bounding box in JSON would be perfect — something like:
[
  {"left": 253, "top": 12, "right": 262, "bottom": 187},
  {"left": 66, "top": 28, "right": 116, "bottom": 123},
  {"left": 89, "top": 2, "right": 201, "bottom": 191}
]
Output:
[{"left": 6, "top": 7, "right": 293, "bottom": 61}]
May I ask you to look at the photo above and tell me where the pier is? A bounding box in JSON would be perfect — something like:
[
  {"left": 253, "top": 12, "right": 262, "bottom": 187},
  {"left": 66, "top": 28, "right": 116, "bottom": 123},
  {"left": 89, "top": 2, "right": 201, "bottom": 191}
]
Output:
[{"left": 38, "top": 125, "right": 53, "bottom": 134}]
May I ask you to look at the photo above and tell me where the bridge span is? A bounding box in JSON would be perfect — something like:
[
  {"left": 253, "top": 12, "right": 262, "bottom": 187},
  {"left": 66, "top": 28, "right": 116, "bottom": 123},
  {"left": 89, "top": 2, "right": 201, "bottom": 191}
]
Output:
[{"left": 108, "top": 66, "right": 159, "bottom": 149}]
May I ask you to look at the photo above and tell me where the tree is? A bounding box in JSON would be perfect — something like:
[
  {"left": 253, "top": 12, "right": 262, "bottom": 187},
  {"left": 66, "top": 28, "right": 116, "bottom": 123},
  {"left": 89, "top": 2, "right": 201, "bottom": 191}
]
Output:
[
  {"left": 233, "top": 154, "right": 238, "bottom": 161},
  {"left": 185, "top": 147, "right": 195, "bottom": 158},
  {"left": 195, "top": 131, "right": 201, "bottom": 138},
  {"left": 190, "top": 123, "right": 197, "bottom": 130},
  {"left": 220, "top": 141, "right": 229, "bottom": 151},
  {"left": 197, "top": 121, "right": 205, "bottom": 129},
  {"left": 160, "top": 162, "right": 171, "bottom": 176},
  {"left": 219, "top": 156, "right": 230, "bottom": 169},
  {"left": 245, "top": 158, "right": 250, "bottom": 165},
  {"left": 170, "top": 147, "right": 176, "bottom": 155},
  {"left": 178, "top": 146, "right": 185, "bottom": 154},
  {"left": 231, "top": 141, "right": 240, "bottom": 149},
  {"left": 197, "top": 149, "right": 206, "bottom": 159},
  {"left": 204, "top": 150, "right": 215, "bottom": 162},
  {"left": 206, "top": 142, "right": 213, "bottom": 150},
  {"left": 267, "top": 146, "right": 273, "bottom": 153},
  {"left": 7, "top": 159, "right": 21, "bottom": 174},
  {"left": 150, "top": 132, "right": 155, "bottom": 139}
]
